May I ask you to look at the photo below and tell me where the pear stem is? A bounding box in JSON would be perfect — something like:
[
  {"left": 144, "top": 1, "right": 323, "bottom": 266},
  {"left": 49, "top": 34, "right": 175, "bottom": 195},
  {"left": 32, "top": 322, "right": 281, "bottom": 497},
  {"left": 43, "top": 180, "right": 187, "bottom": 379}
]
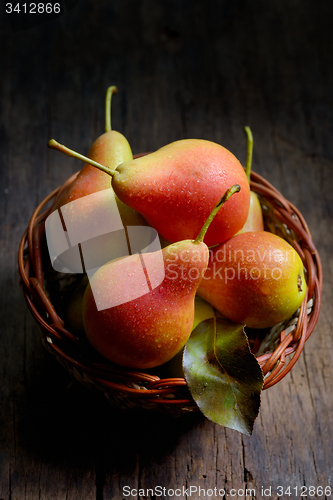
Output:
[
  {"left": 47, "top": 139, "right": 117, "bottom": 177},
  {"left": 194, "top": 184, "right": 241, "bottom": 244},
  {"left": 105, "top": 86, "right": 118, "bottom": 132},
  {"left": 244, "top": 126, "right": 253, "bottom": 183}
]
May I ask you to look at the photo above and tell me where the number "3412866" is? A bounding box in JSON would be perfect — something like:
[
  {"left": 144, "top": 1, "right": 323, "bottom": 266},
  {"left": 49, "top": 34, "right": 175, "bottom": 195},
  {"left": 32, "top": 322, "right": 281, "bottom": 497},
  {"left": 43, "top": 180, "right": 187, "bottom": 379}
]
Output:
[{"left": 6, "top": 3, "right": 62, "bottom": 14}]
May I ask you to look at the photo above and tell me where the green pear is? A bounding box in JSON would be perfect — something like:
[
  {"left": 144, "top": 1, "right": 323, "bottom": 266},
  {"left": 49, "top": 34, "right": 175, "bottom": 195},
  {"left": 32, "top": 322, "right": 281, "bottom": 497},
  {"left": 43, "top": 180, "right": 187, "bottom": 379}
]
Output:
[
  {"left": 237, "top": 127, "right": 264, "bottom": 234},
  {"left": 82, "top": 186, "right": 240, "bottom": 369},
  {"left": 48, "top": 138, "right": 250, "bottom": 247},
  {"left": 155, "top": 296, "right": 215, "bottom": 378},
  {"left": 197, "top": 231, "right": 307, "bottom": 329},
  {"left": 192, "top": 296, "right": 215, "bottom": 330},
  {"left": 237, "top": 191, "right": 264, "bottom": 234},
  {"left": 63, "top": 277, "right": 89, "bottom": 335}
]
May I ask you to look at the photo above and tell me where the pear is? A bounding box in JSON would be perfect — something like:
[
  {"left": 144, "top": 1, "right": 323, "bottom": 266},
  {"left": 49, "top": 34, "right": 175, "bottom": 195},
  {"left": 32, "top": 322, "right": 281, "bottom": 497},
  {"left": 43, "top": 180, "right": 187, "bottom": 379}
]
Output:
[
  {"left": 46, "top": 87, "right": 148, "bottom": 274},
  {"left": 48, "top": 138, "right": 250, "bottom": 247},
  {"left": 63, "top": 277, "right": 89, "bottom": 336},
  {"left": 237, "top": 127, "right": 264, "bottom": 234},
  {"left": 82, "top": 185, "right": 240, "bottom": 369},
  {"left": 197, "top": 231, "right": 307, "bottom": 329},
  {"left": 192, "top": 296, "right": 215, "bottom": 330},
  {"left": 238, "top": 190, "right": 264, "bottom": 234},
  {"left": 154, "top": 296, "right": 215, "bottom": 378},
  {"left": 54, "top": 86, "right": 145, "bottom": 228}
]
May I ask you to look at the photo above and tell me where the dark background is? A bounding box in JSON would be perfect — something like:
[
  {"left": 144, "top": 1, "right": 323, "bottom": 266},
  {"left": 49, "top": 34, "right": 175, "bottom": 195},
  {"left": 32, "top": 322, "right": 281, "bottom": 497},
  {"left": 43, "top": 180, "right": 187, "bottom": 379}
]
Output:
[{"left": 1, "top": 1, "right": 332, "bottom": 498}]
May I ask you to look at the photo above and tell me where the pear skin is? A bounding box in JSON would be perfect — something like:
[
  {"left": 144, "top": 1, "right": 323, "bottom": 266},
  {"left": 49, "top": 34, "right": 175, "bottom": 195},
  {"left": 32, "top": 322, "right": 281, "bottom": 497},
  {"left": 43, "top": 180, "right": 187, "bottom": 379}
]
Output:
[
  {"left": 197, "top": 231, "right": 307, "bottom": 329},
  {"left": 237, "top": 191, "right": 264, "bottom": 234},
  {"left": 113, "top": 139, "right": 250, "bottom": 246},
  {"left": 82, "top": 240, "right": 210, "bottom": 369}
]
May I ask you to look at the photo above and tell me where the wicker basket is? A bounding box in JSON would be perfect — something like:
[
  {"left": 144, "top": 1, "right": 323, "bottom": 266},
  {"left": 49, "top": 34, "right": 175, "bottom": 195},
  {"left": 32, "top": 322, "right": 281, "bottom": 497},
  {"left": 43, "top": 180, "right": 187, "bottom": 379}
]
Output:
[{"left": 18, "top": 163, "right": 323, "bottom": 414}]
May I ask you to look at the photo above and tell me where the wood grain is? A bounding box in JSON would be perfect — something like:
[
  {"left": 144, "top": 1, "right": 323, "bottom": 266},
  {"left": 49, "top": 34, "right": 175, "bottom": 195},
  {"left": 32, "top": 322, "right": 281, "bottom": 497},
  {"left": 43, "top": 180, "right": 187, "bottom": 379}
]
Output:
[{"left": 1, "top": 1, "right": 332, "bottom": 498}]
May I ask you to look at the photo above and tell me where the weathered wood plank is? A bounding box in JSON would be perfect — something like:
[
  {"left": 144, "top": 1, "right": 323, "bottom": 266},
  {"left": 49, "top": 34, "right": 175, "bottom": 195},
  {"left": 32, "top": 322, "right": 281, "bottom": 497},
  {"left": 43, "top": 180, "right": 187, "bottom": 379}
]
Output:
[{"left": 1, "top": 1, "right": 332, "bottom": 499}]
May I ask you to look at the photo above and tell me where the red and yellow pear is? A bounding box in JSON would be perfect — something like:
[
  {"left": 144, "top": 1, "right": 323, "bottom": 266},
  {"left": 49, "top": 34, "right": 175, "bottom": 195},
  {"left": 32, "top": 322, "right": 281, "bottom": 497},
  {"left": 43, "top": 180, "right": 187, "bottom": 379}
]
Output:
[
  {"left": 113, "top": 139, "right": 250, "bottom": 246},
  {"left": 48, "top": 138, "right": 250, "bottom": 247},
  {"left": 197, "top": 231, "right": 307, "bottom": 329},
  {"left": 82, "top": 186, "right": 240, "bottom": 369},
  {"left": 46, "top": 87, "right": 148, "bottom": 274},
  {"left": 53, "top": 86, "right": 145, "bottom": 228}
]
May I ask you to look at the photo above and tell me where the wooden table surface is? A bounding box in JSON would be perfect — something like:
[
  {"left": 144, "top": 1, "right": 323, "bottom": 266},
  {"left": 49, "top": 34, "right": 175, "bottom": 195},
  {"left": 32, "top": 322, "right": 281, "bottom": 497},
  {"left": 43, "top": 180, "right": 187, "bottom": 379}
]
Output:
[{"left": 1, "top": 1, "right": 332, "bottom": 499}]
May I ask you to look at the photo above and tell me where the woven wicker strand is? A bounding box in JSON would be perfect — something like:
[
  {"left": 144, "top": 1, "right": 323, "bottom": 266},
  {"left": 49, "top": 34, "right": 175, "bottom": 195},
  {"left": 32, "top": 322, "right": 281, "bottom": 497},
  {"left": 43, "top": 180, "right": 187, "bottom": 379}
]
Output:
[{"left": 18, "top": 168, "right": 322, "bottom": 413}]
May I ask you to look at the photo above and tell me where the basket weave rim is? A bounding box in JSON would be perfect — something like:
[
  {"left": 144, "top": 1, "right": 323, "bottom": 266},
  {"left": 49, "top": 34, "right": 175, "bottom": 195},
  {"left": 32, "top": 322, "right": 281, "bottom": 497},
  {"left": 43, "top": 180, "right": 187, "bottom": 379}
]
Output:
[{"left": 18, "top": 160, "right": 323, "bottom": 408}]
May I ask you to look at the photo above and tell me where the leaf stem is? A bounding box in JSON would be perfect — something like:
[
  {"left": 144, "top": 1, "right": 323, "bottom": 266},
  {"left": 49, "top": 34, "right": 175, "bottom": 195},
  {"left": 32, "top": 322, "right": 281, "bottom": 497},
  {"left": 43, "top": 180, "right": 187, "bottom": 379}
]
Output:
[
  {"left": 105, "top": 86, "right": 118, "bottom": 132},
  {"left": 195, "top": 184, "right": 241, "bottom": 244},
  {"left": 47, "top": 139, "right": 117, "bottom": 177}
]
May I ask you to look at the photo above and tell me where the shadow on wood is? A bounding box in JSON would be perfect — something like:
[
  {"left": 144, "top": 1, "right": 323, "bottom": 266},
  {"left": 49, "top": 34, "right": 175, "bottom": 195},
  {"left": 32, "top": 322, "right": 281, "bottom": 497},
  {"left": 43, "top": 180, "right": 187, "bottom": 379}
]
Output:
[{"left": 15, "top": 350, "right": 204, "bottom": 472}]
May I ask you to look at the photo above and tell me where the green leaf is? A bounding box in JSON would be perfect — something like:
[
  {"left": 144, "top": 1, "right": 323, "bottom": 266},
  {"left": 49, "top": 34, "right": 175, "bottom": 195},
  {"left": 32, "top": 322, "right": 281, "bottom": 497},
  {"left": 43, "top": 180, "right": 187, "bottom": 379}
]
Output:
[{"left": 183, "top": 317, "right": 264, "bottom": 435}]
